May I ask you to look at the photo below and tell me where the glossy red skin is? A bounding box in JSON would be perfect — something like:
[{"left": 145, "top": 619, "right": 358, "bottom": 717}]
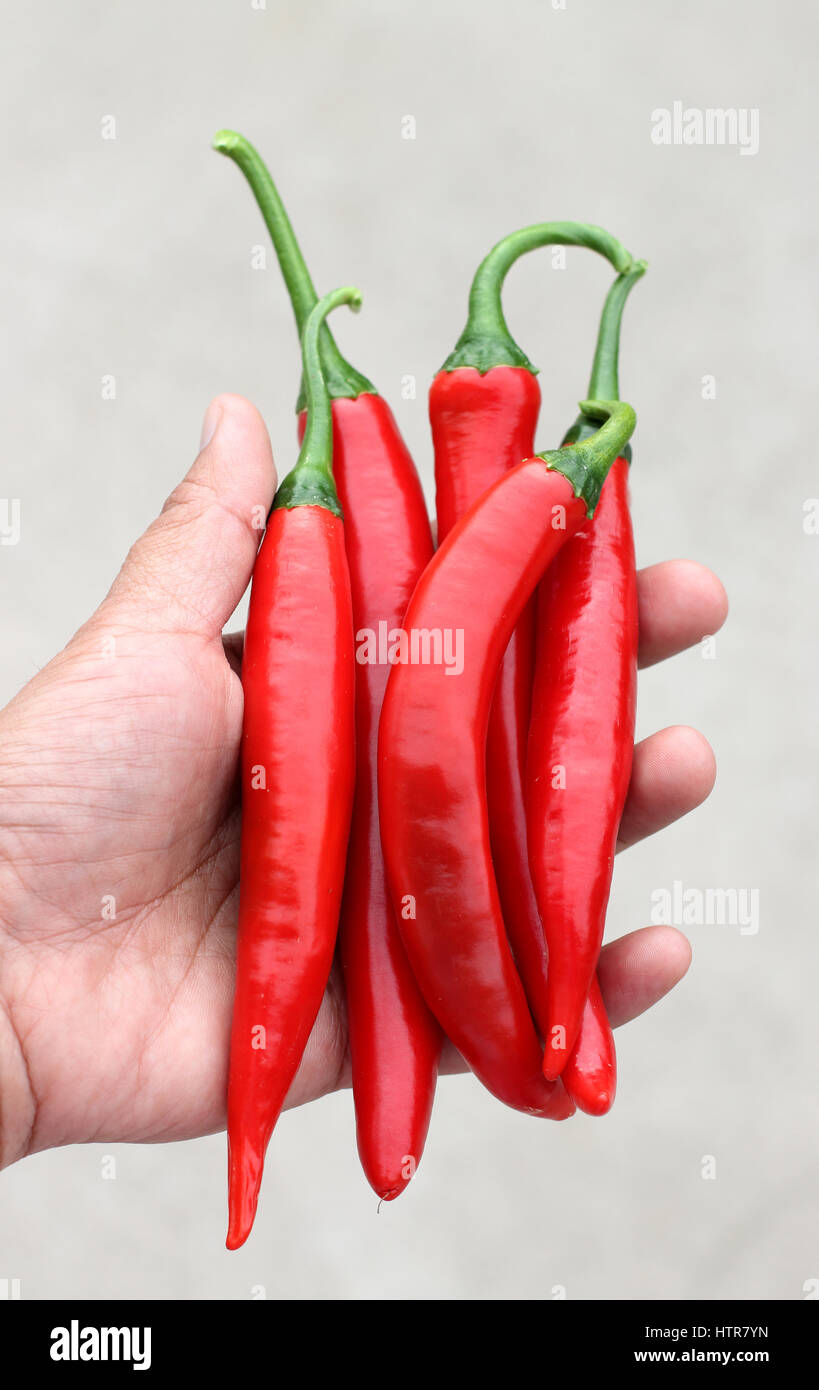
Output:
[
  {"left": 379, "top": 458, "right": 586, "bottom": 1118},
  {"left": 227, "top": 505, "right": 355, "bottom": 1249},
  {"left": 432, "top": 369, "right": 540, "bottom": 992},
  {"left": 430, "top": 366, "right": 612, "bottom": 1084},
  {"left": 300, "top": 396, "right": 442, "bottom": 1201},
  {"left": 433, "top": 367, "right": 541, "bottom": 541},
  {"left": 562, "top": 974, "right": 616, "bottom": 1115},
  {"left": 528, "top": 456, "right": 637, "bottom": 1083}
]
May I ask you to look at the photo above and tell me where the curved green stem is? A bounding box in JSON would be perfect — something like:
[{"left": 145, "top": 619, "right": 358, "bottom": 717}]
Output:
[
  {"left": 441, "top": 222, "right": 634, "bottom": 374},
  {"left": 562, "top": 259, "right": 647, "bottom": 459},
  {"left": 539, "top": 399, "right": 637, "bottom": 517},
  {"left": 273, "top": 287, "right": 362, "bottom": 515},
  {"left": 213, "top": 130, "right": 375, "bottom": 410}
]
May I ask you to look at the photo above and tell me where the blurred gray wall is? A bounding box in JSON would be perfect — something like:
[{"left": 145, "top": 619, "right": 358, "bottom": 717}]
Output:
[{"left": 0, "top": 0, "right": 816, "bottom": 1299}]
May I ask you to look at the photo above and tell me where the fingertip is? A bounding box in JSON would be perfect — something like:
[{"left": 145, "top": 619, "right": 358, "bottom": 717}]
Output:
[
  {"left": 199, "top": 392, "right": 270, "bottom": 448},
  {"left": 656, "top": 924, "right": 693, "bottom": 982},
  {"left": 673, "top": 558, "right": 730, "bottom": 639},
  {"left": 665, "top": 724, "right": 717, "bottom": 804},
  {"left": 199, "top": 400, "right": 222, "bottom": 451},
  {"left": 619, "top": 724, "right": 717, "bottom": 851},
  {"left": 636, "top": 923, "right": 694, "bottom": 1004},
  {"left": 702, "top": 566, "right": 729, "bottom": 632},
  {"left": 599, "top": 924, "right": 693, "bottom": 1028},
  {"left": 637, "top": 559, "right": 729, "bottom": 667},
  {"left": 185, "top": 392, "right": 278, "bottom": 554}
]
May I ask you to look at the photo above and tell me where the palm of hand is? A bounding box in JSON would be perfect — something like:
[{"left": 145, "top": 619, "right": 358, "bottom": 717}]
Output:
[{"left": 0, "top": 603, "right": 245, "bottom": 1152}]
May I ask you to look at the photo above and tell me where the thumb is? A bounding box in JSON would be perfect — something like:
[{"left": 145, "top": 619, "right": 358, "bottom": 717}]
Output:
[{"left": 105, "top": 394, "right": 278, "bottom": 639}]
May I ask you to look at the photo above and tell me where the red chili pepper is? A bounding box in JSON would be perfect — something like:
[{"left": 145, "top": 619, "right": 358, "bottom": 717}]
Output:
[
  {"left": 214, "top": 132, "right": 441, "bottom": 1202},
  {"left": 528, "top": 262, "right": 646, "bottom": 1089},
  {"left": 430, "top": 224, "right": 633, "bottom": 1068},
  {"left": 328, "top": 397, "right": 442, "bottom": 1197},
  {"left": 379, "top": 400, "right": 636, "bottom": 1116},
  {"left": 562, "top": 975, "right": 616, "bottom": 1115},
  {"left": 226, "top": 287, "right": 359, "bottom": 1250}
]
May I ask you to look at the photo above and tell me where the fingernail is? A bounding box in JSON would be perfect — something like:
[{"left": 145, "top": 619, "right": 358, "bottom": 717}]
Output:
[{"left": 199, "top": 401, "right": 222, "bottom": 450}]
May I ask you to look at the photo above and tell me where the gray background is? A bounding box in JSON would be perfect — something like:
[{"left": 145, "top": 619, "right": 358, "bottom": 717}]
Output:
[{"left": 1, "top": 0, "right": 816, "bottom": 1300}]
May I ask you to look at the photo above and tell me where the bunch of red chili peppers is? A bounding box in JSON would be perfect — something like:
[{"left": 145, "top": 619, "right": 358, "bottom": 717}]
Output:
[{"left": 214, "top": 131, "right": 647, "bottom": 1250}]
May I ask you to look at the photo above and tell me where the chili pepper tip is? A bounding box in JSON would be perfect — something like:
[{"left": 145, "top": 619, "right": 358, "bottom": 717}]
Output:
[
  {"left": 226, "top": 1140, "right": 263, "bottom": 1250},
  {"left": 225, "top": 1204, "right": 256, "bottom": 1252},
  {"left": 581, "top": 1089, "right": 615, "bottom": 1117}
]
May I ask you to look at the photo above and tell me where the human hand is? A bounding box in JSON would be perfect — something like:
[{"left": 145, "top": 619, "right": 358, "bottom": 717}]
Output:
[{"left": 0, "top": 396, "right": 727, "bottom": 1169}]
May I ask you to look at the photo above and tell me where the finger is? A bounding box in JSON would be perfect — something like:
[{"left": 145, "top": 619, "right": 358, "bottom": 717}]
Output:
[
  {"left": 106, "top": 395, "right": 276, "bottom": 639},
  {"left": 441, "top": 925, "right": 693, "bottom": 1073},
  {"left": 618, "top": 725, "right": 716, "bottom": 851},
  {"left": 637, "top": 560, "right": 728, "bottom": 668},
  {"left": 308, "top": 922, "right": 695, "bottom": 1099},
  {"left": 598, "top": 925, "right": 692, "bottom": 1028}
]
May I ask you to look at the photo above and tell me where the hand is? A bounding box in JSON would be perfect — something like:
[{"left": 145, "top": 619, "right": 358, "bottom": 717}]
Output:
[{"left": 0, "top": 396, "right": 728, "bottom": 1169}]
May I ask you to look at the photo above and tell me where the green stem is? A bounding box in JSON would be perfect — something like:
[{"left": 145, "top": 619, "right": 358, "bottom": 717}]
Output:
[
  {"left": 562, "top": 259, "right": 647, "bottom": 459},
  {"left": 213, "top": 130, "right": 375, "bottom": 411},
  {"left": 539, "top": 399, "right": 637, "bottom": 518},
  {"left": 441, "top": 222, "right": 634, "bottom": 374},
  {"left": 273, "top": 287, "right": 362, "bottom": 515}
]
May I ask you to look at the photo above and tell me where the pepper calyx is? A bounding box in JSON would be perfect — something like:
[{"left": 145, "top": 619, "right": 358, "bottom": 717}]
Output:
[
  {"left": 272, "top": 287, "right": 362, "bottom": 516},
  {"left": 440, "top": 221, "right": 634, "bottom": 375},
  {"left": 540, "top": 399, "right": 636, "bottom": 518}
]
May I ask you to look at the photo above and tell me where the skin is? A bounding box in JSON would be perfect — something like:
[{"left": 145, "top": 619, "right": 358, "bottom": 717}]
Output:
[{"left": 0, "top": 395, "right": 728, "bottom": 1172}]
